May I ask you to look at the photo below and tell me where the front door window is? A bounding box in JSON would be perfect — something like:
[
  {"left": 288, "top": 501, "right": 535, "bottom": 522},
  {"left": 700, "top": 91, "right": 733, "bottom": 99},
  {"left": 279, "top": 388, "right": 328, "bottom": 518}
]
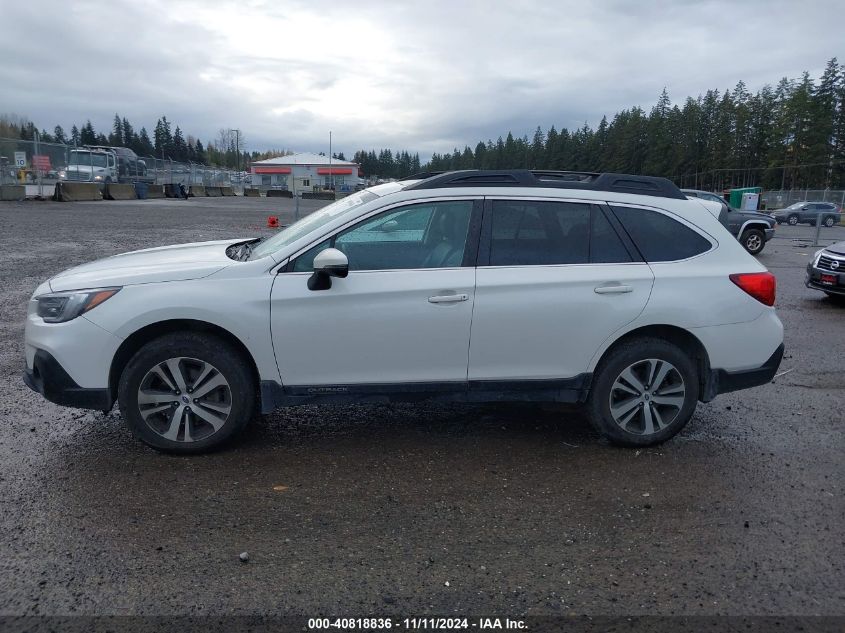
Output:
[{"left": 292, "top": 200, "right": 474, "bottom": 272}]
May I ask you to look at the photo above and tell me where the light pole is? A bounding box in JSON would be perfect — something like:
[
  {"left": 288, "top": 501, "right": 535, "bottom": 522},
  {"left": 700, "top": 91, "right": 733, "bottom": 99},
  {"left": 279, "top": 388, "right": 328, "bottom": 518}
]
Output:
[
  {"left": 329, "top": 130, "right": 332, "bottom": 193},
  {"left": 229, "top": 128, "right": 242, "bottom": 177}
]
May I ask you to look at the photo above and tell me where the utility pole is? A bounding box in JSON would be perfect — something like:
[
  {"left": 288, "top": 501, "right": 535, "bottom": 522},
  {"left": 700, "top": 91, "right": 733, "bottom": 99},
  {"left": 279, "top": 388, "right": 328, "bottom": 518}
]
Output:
[{"left": 329, "top": 130, "right": 332, "bottom": 193}]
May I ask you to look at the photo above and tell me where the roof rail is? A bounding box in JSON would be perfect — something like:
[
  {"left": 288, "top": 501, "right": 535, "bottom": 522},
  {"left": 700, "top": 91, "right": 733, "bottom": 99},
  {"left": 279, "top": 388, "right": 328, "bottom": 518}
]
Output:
[
  {"left": 403, "top": 170, "right": 687, "bottom": 200},
  {"left": 398, "top": 171, "right": 446, "bottom": 181}
]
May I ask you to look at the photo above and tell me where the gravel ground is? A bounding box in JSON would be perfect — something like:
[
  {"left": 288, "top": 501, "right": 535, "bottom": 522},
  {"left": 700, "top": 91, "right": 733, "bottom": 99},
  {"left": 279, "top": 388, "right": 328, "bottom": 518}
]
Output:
[{"left": 0, "top": 197, "right": 842, "bottom": 620}]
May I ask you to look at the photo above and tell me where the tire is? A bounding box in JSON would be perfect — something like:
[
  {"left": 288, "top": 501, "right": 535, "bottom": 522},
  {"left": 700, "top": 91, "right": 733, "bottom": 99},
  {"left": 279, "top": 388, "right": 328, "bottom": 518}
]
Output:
[
  {"left": 587, "top": 338, "right": 699, "bottom": 447},
  {"left": 824, "top": 216, "right": 835, "bottom": 227},
  {"left": 787, "top": 214, "right": 799, "bottom": 226},
  {"left": 118, "top": 332, "right": 255, "bottom": 454},
  {"left": 740, "top": 228, "right": 766, "bottom": 255}
]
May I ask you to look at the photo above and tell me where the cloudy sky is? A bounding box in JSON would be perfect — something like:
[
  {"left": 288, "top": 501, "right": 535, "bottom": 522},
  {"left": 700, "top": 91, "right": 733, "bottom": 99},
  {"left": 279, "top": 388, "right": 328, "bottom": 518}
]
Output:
[{"left": 1, "top": 0, "right": 841, "bottom": 158}]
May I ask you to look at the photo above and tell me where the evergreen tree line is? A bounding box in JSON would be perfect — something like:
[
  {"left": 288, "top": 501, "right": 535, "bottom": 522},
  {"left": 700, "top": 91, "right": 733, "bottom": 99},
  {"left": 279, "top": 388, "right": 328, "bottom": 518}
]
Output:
[
  {"left": 422, "top": 58, "right": 845, "bottom": 191},
  {"left": 4, "top": 114, "right": 249, "bottom": 169},
  {"left": 352, "top": 149, "right": 422, "bottom": 179}
]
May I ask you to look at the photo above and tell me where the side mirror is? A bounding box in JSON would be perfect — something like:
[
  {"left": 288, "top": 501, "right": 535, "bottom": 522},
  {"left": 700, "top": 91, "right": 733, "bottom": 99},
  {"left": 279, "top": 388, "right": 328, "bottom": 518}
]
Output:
[{"left": 308, "top": 248, "right": 349, "bottom": 291}]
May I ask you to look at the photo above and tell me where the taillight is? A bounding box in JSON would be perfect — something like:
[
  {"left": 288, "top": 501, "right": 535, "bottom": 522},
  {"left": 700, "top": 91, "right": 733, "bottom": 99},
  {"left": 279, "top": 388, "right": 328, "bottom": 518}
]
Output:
[{"left": 730, "top": 272, "right": 776, "bottom": 306}]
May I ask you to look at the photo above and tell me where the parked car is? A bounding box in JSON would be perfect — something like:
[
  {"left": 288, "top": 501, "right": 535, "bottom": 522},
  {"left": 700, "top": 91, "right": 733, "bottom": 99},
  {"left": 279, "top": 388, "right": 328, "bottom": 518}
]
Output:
[
  {"left": 682, "top": 189, "right": 775, "bottom": 255},
  {"left": 23, "top": 170, "right": 784, "bottom": 453},
  {"left": 806, "top": 240, "right": 845, "bottom": 300},
  {"left": 773, "top": 202, "right": 842, "bottom": 227}
]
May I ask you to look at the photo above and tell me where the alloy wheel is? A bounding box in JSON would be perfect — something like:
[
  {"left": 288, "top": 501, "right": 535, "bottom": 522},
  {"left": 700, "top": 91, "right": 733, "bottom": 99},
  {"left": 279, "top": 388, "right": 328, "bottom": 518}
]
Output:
[
  {"left": 745, "top": 233, "right": 762, "bottom": 252},
  {"left": 137, "top": 357, "right": 232, "bottom": 442},
  {"left": 608, "top": 358, "right": 686, "bottom": 436}
]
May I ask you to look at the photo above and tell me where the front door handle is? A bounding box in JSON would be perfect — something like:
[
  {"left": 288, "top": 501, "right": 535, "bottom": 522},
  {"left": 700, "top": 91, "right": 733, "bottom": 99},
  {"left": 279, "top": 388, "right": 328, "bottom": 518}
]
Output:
[
  {"left": 594, "top": 284, "right": 633, "bottom": 295},
  {"left": 428, "top": 293, "right": 469, "bottom": 304}
]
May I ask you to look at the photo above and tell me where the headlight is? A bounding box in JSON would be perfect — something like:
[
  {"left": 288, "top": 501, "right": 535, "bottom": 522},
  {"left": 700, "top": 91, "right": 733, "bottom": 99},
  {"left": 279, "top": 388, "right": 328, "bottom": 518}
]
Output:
[
  {"left": 35, "top": 287, "right": 120, "bottom": 323},
  {"left": 93, "top": 175, "right": 103, "bottom": 181},
  {"left": 812, "top": 249, "right": 825, "bottom": 267},
  {"left": 58, "top": 170, "right": 67, "bottom": 179}
]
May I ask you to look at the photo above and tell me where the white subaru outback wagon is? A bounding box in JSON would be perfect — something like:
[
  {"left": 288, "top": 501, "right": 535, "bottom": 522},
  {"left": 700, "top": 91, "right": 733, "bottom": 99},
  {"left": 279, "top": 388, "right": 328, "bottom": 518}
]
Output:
[{"left": 24, "top": 170, "right": 784, "bottom": 453}]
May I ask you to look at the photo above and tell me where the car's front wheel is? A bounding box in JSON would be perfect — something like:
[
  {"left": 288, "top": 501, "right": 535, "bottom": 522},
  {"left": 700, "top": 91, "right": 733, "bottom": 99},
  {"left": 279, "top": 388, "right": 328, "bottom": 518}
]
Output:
[
  {"left": 587, "top": 338, "right": 699, "bottom": 447},
  {"left": 740, "top": 228, "right": 766, "bottom": 255},
  {"left": 118, "top": 332, "right": 255, "bottom": 454},
  {"left": 823, "top": 216, "right": 836, "bottom": 227},
  {"left": 787, "top": 214, "right": 799, "bottom": 225}
]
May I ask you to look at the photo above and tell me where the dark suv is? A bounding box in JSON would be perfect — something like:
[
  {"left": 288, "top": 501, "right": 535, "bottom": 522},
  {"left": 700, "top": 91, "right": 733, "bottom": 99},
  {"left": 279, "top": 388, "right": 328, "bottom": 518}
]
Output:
[
  {"left": 682, "top": 189, "right": 775, "bottom": 255},
  {"left": 86, "top": 145, "right": 149, "bottom": 182},
  {"left": 773, "top": 202, "right": 842, "bottom": 227}
]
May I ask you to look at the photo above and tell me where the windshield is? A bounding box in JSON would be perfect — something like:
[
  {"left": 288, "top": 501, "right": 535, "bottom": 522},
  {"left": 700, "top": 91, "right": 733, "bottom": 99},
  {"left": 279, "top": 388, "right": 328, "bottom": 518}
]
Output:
[
  {"left": 71, "top": 151, "right": 107, "bottom": 168},
  {"left": 249, "top": 190, "right": 379, "bottom": 260}
]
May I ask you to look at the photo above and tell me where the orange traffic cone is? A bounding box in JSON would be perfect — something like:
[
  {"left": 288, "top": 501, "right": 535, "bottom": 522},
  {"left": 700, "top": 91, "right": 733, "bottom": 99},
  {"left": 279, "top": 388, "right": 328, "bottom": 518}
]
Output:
[{"left": 267, "top": 216, "right": 279, "bottom": 228}]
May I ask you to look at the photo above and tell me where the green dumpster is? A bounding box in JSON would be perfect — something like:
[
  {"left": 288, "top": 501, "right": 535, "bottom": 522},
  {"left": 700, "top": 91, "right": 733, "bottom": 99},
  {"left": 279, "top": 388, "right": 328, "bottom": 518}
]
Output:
[{"left": 728, "top": 187, "right": 762, "bottom": 209}]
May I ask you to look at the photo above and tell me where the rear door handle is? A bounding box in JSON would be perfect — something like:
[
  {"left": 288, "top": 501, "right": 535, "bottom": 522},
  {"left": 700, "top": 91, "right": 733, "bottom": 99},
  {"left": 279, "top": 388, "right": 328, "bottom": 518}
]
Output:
[
  {"left": 594, "top": 284, "right": 633, "bottom": 294},
  {"left": 428, "top": 293, "right": 469, "bottom": 304}
]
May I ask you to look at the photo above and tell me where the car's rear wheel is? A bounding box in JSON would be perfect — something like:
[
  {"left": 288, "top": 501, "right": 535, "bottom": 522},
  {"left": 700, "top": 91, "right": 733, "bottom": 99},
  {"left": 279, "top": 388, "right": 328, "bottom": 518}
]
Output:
[
  {"left": 787, "top": 214, "right": 799, "bottom": 225},
  {"left": 118, "top": 332, "right": 255, "bottom": 454},
  {"left": 740, "top": 228, "right": 765, "bottom": 255},
  {"left": 587, "top": 338, "right": 699, "bottom": 447},
  {"left": 823, "top": 216, "right": 836, "bottom": 227}
]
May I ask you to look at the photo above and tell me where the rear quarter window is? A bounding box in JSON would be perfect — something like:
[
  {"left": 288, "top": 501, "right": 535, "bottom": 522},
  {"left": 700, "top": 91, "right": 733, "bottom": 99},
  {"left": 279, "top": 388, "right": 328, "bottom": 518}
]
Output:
[{"left": 611, "top": 206, "right": 712, "bottom": 262}]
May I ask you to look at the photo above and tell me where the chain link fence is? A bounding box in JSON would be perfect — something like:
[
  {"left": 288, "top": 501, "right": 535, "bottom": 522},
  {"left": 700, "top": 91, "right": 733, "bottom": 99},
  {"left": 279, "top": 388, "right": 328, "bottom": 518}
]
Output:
[
  {"left": 1, "top": 137, "right": 244, "bottom": 193},
  {"left": 761, "top": 189, "right": 845, "bottom": 210}
]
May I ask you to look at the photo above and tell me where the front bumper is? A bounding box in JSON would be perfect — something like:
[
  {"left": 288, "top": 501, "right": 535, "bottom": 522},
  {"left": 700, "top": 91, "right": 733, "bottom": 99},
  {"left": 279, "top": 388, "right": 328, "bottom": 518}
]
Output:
[
  {"left": 764, "top": 228, "right": 775, "bottom": 241},
  {"left": 702, "top": 343, "right": 784, "bottom": 400},
  {"left": 23, "top": 349, "right": 113, "bottom": 410},
  {"left": 805, "top": 263, "right": 845, "bottom": 296}
]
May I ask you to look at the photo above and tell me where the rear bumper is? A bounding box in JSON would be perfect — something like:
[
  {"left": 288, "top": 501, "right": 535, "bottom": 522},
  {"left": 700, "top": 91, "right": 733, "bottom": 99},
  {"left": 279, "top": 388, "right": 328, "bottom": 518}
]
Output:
[
  {"left": 23, "top": 349, "right": 113, "bottom": 411},
  {"left": 702, "top": 343, "right": 784, "bottom": 400}
]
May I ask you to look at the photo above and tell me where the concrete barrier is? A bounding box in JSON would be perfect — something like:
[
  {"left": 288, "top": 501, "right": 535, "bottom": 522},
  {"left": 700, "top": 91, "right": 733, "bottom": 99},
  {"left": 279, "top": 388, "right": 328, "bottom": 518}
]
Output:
[
  {"left": 267, "top": 189, "right": 293, "bottom": 198},
  {"left": 145, "top": 185, "right": 166, "bottom": 199},
  {"left": 104, "top": 183, "right": 137, "bottom": 200},
  {"left": 244, "top": 188, "right": 261, "bottom": 197},
  {"left": 0, "top": 185, "right": 25, "bottom": 201},
  {"left": 190, "top": 185, "right": 207, "bottom": 197},
  {"left": 206, "top": 187, "right": 222, "bottom": 197},
  {"left": 53, "top": 182, "right": 102, "bottom": 202},
  {"left": 220, "top": 186, "right": 236, "bottom": 196},
  {"left": 302, "top": 191, "right": 336, "bottom": 200}
]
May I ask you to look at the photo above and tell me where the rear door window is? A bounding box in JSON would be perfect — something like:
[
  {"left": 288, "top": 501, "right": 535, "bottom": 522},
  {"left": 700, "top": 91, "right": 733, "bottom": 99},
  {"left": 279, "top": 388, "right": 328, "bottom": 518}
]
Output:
[
  {"left": 485, "top": 201, "right": 636, "bottom": 266},
  {"left": 610, "top": 206, "right": 712, "bottom": 262},
  {"left": 488, "top": 200, "right": 590, "bottom": 265}
]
